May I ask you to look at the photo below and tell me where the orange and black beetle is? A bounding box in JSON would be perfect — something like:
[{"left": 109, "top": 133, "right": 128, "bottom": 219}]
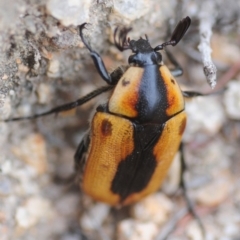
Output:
[
  {"left": 75, "top": 16, "right": 192, "bottom": 206},
  {"left": 6, "top": 16, "right": 203, "bottom": 207}
]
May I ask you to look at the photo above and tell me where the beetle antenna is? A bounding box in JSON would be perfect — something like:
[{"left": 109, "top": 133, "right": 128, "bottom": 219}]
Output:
[
  {"left": 154, "top": 16, "right": 191, "bottom": 51},
  {"left": 145, "top": 34, "right": 149, "bottom": 41},
  {"left": 114, "top": 27, "right": 132, "bottom": 51},
  {"left": 79, "top": 23, "right": 93, "bottom": 52},
  {"left": 169, "top": 16, "right": 191, "bottom": 46}
]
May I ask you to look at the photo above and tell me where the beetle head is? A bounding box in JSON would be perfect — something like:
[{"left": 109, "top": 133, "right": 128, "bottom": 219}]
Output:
[
  {"left": 128, "top": 37, "right": 162, "bottom": 66},
  {"left": 114, "top": 27, "right": 162, "bottom": 66},
  {"left": 114, "top": 16, "right": 191, "bottom": 67}
]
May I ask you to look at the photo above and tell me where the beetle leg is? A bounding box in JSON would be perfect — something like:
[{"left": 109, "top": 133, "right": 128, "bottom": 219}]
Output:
[
  {"left": 109, "top": 65, "right": 128, "bottom": 85},
  {"left": 179, "top": 142, "right": 205, "bottom": 237},
  {"left": 182, "top": 90, "right": 206, "bottom": 98},
  {"left": 4, "top": 85, "right": 113, "bottom": 122},
  {"left": 79, "top": 24, "right": 120, "bottom": 85},
  {"left": 164, "top": 47, "right": 183, "bottom": 77},
  {"left": 182, "top": 87, "right": 226, "bottom": 98},
  {"left": 74, "top": 132, "right": 90, "bottom": 174},
  {"left": 87, "top": 49, "right": 113, "bottom": 84}
]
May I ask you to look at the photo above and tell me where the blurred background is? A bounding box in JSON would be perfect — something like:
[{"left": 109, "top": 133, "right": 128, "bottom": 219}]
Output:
[{"left": 0, "top": 0, "right": 240, "bottom": 239}]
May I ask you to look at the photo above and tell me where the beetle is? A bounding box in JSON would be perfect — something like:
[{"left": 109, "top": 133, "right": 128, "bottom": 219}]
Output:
[
  {"left": 75, "top": 16, "right": 198, "bottom": 206},
  {"left": 5, "top": 16, "right": 205, "bottom": 207}
]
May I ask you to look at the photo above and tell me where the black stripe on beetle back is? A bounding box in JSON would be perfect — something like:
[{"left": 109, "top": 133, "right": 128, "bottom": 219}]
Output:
[
  {"left": 111, "top": 122, "right": 165, "bottom": 202},
  {"left": 135, "top": 65, "right": 169, "bottom": 124}
]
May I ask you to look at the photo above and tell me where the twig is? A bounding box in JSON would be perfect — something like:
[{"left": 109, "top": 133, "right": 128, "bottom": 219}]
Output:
[
  {"left": 155, "top": 208, "right": 188, "bottom": 240},
  {"left": 198, "top": 2, "right": 217, "bottom": 89}
]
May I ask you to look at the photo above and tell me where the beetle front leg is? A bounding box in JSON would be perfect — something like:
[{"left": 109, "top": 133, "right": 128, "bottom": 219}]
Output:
[
  {"left": 79, "top": 24, "right": 118, "bottom": 85},
  {"left": 164, "top": 47, "right": 183, "bottom": 77},
  {"left": 89, "top": 50, "right": 113, "bottom": 84}
]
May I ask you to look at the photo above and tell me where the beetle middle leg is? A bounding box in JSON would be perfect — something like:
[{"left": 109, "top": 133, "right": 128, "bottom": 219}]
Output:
[
  {"left": 179, "top": 142, "right": 205, "bottom": 237},
  {"left": 4, "top": 85, "right": 114, "bottom": 122},
  {"left": 74, "top": 131, "right": 90, "bottom": 176}
]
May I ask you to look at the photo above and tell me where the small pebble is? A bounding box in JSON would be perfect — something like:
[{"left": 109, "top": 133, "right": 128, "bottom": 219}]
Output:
[
  {"left": 11, "top": 133, "right": 48, "bottom": 175},
  {"left": 223, "top": 80, "right": 240, "bottom": 120},
  {"left": 131, "top": 193, "right": 174, "bottom": 225},
  {"left": 15, "top": 197, "right": 53, "bottom": 228},
  {"left": 36, "top": 83, "right": 52, "bottom": 104},
  {"left": 186, "top": 221, "right": 204, "bottom": 240},
  {"left": 47, "top": 0, "right": 91, "bottom": 26},
  {"left": 47, "top": 57, "right": 60, "bottom": 78},
  {"left": 0, "top": 175, "right": 13, "bottom": 196},
  {"left": 113, "top": 0, "right": 150, "bottom": 21},
  {"left": 117, "top": 219, "right": 158, "bottom": 240},
  {"left": 212, "top": 34, "right": 240, "bottom": 65},
  {"left": 195, "top": 174, "right": 232, "bottom": 207},
  {"left": 184, "top": 96, "right": 225, "bottom": 142},
  {"left": 80, "top": 203, "right": 110, "bottom": 231}
]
